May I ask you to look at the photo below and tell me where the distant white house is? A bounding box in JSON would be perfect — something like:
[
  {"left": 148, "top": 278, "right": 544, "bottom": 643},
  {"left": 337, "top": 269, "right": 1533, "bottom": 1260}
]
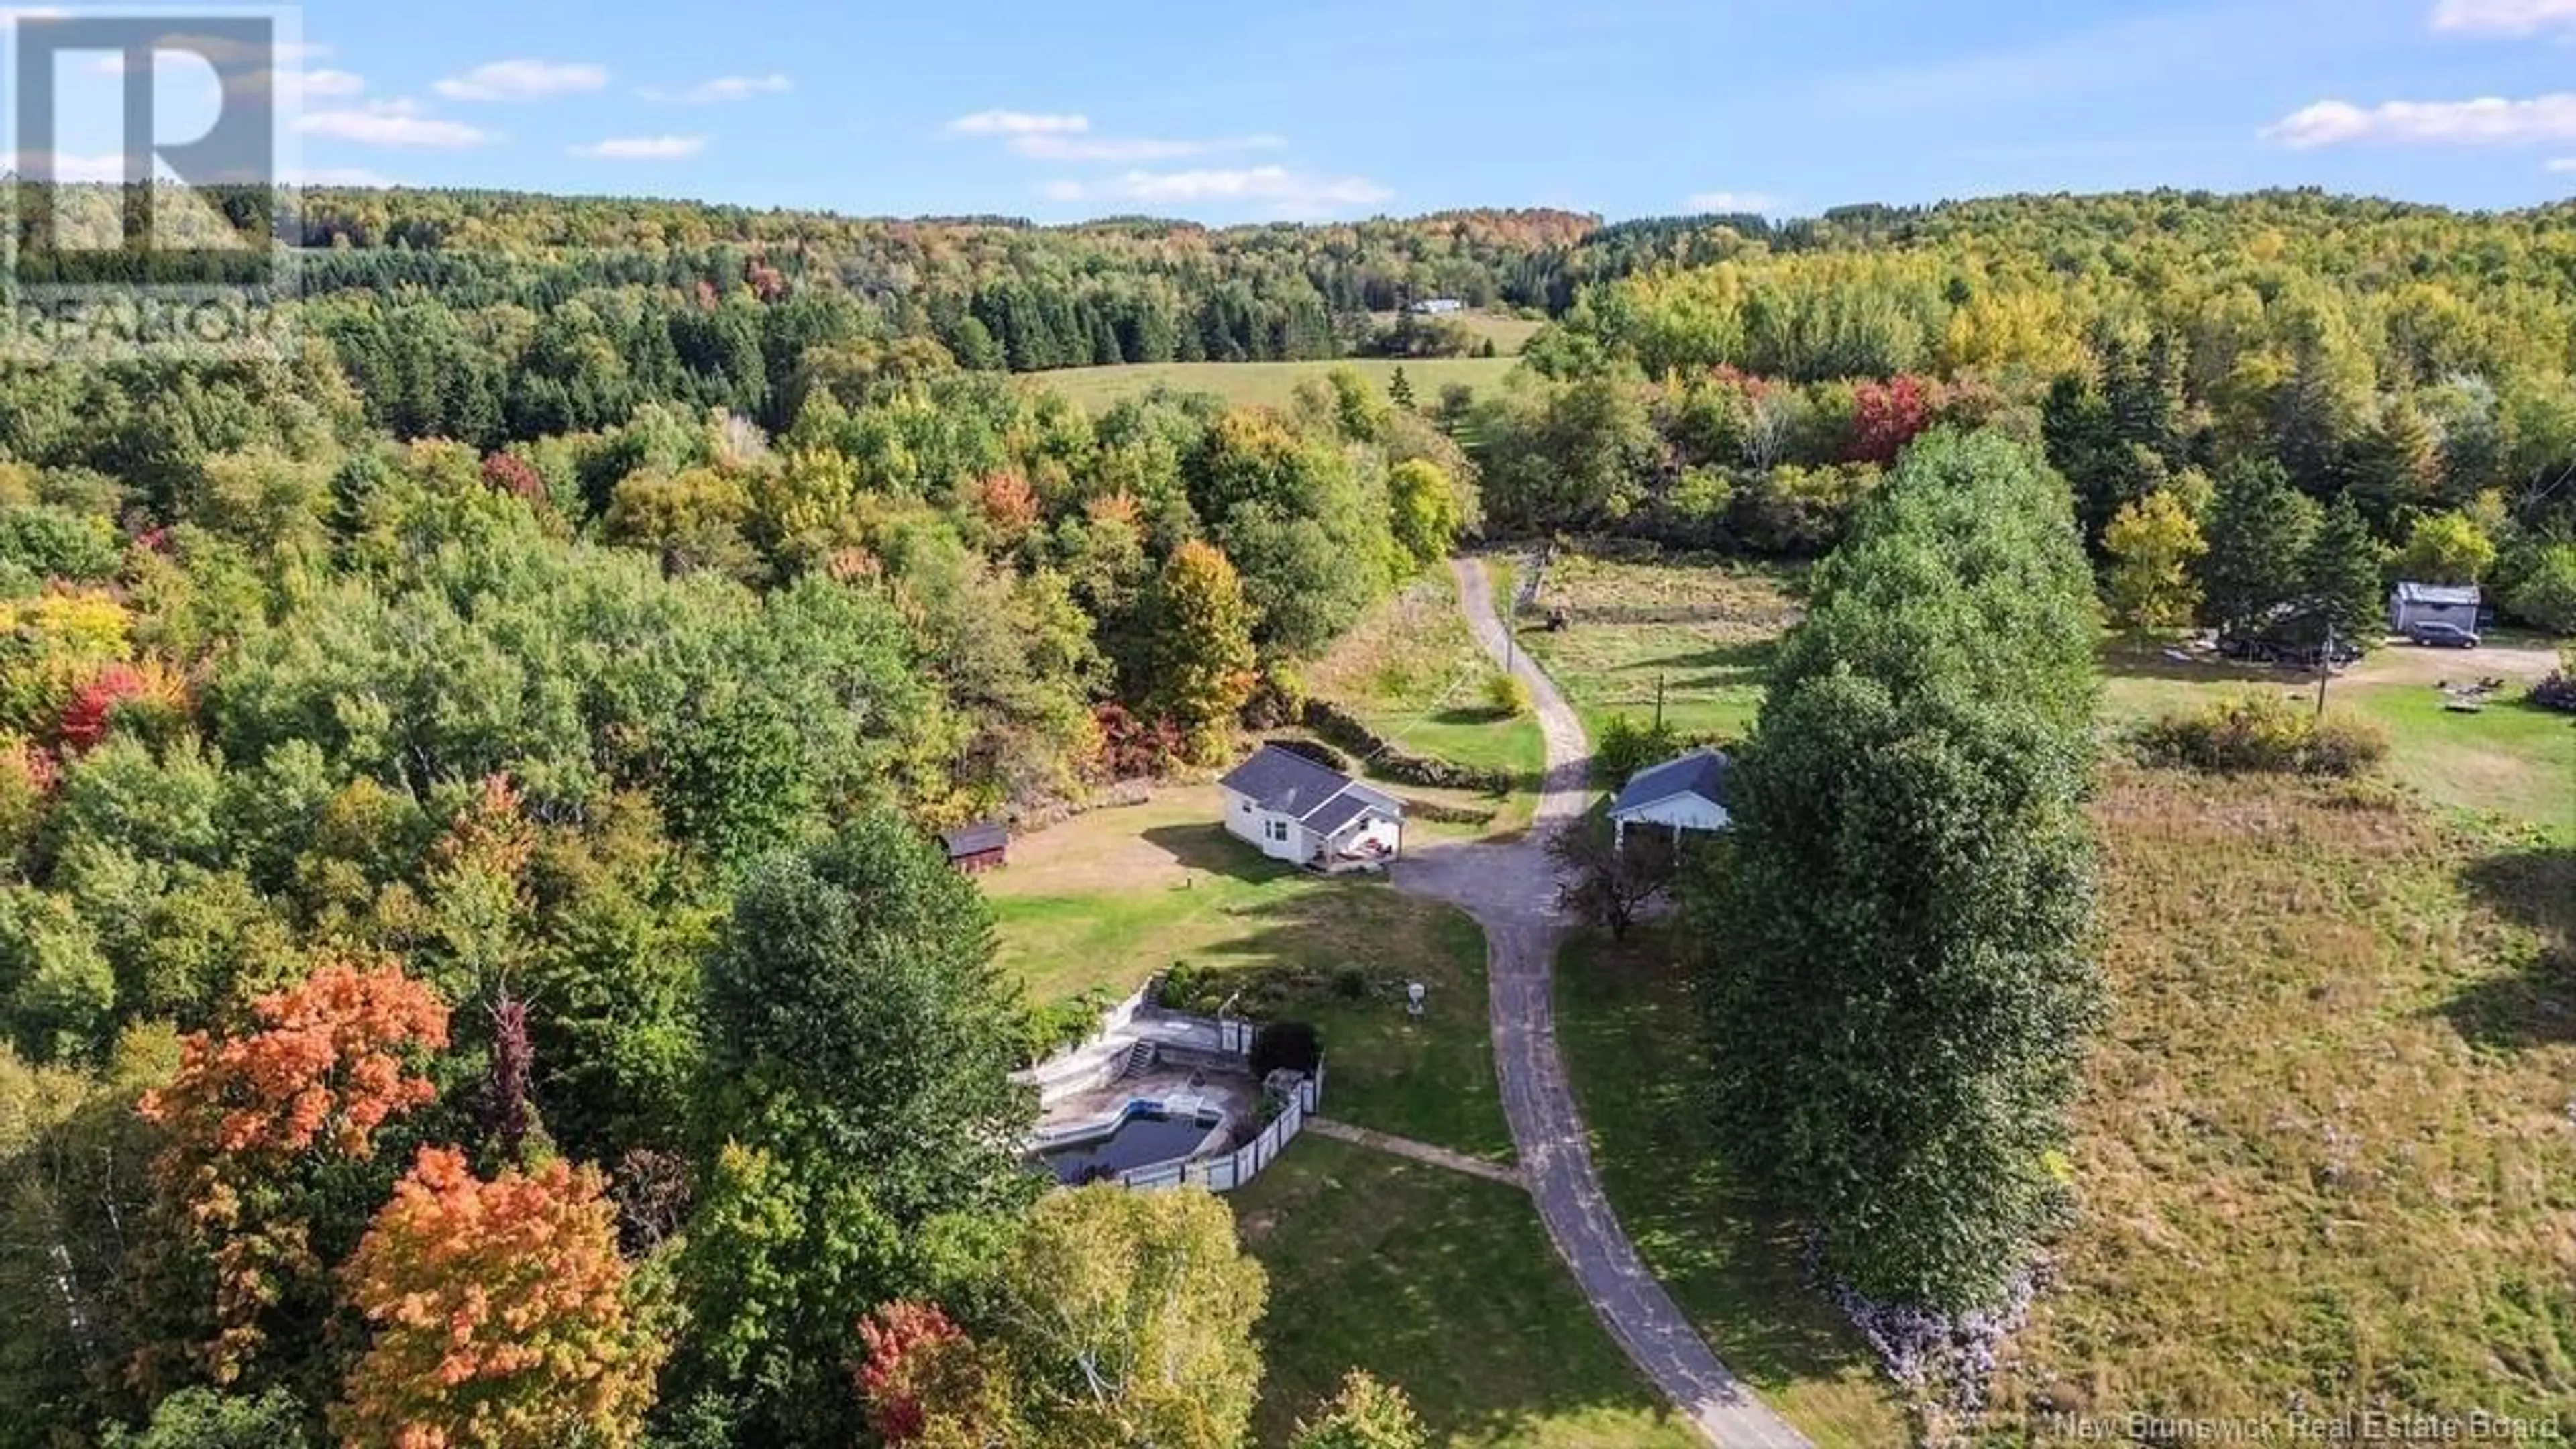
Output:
[
  {"left": 1218, "top": 745, "right": 1405, "bottom": 875},
  {"left": 1407, "top": 297, "right": 1465, "bottom": 316},
  {"left": 2389, "top": 581, "right": 2481, "bottom": 633},
  {"left": 1606, "top": 749, "right": 1733, "bottom": 848}
]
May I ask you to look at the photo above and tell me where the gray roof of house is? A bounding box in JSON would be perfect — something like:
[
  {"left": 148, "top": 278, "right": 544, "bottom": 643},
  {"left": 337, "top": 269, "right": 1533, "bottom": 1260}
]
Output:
[
  {"left": 1220, "top": 745, "right": 1404, "bottom": 824},
  {"left": 940, "top": 821, "right": 1008, "bottom": 857},
  {"left": 2394, "top": 581, "right": 2481, "bottom": 606},
  {"left": 1608, "top": 749, "right": 1731, "bottom": 818}
]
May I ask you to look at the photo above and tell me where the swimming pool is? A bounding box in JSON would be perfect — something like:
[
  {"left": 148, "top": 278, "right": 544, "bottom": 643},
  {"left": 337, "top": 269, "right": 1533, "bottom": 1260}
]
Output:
[{"left": 1036, "top": 1100, "right": 1228, "bottom": 1185}]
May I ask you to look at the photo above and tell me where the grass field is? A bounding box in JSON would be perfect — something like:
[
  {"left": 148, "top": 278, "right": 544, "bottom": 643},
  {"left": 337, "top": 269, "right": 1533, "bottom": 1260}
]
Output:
[
  {"left": 2102, "top": 639, "right": 2575, "bottom": 839},
  {"left": 1306, "top": 568, "right": 1546, "bottom": 836},
  {"left": 1234, "top": 1136, "right": 1705, "bottom": 1449},
  {"left": 1987, "top": 767, "right": 2576, "bottom": 1424},
  {"left": 1367, "top": 310, "right": 1548, "bottom": 356},
  {"left": 1555, "top": 931, "right": 1916, "bottom": 1447},
  {"left": 1510, "top": 549, "right": 1804, "bottom": 747},
  {"left": 1024, "top": 356, "right": 1518, "bottom": 413},
  {"left": 984, "top": 791, "right": 1511, "bottom": 1160}
]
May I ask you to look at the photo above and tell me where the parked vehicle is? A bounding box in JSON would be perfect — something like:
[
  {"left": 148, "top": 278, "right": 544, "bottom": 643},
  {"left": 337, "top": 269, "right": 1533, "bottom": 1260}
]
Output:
[{"left": 2404, "top": 621, "right": 2481, "bottom": 649}]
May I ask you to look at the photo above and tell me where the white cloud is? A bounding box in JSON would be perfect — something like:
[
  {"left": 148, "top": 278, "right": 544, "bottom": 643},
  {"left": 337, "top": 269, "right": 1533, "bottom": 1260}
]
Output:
[
  {"left": 1012, "top": 131, "right": 1285, "bottom": 162},
  {"left": 946, "top": 109, "right": 1088, "bottom": 137},
  {"left": 7, "top": 150, "right": 127, "bottom": 182},
  {"left": 571, "top": 134, "right": 706, "bottom": 160},
  {"left": 1044, "top": 165, "right": 1392, "bottom": 218},
  {"left": 2263, "top": 92, "right": 2576, "bottom": 146},
  {"left": 1686, "top": 190, "right": 1782, "bottom": 214},
  {"left": 2548, "top": 156, "right": 2576, "bottom": 170},
  {"left": 643, "top": 73, "right": 791, "bottom": 103},
  {"left": 434, "top": 59, "right": 608, "bottom": 102},
  {"left": 299, "top": 100, "right": 494, "bottom": 148},
  {"left": 2430, "top": 0, "right": 2576, "bottom": 34}
]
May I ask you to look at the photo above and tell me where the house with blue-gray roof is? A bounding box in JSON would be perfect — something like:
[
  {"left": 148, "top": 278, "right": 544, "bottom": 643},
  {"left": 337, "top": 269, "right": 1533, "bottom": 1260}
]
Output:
[
  {"left": 1218, "top": 745, "right": 1406, "bottom": 874},
  {"left": 1607, "top": 749, "right": 1733, "bottom": 848}
]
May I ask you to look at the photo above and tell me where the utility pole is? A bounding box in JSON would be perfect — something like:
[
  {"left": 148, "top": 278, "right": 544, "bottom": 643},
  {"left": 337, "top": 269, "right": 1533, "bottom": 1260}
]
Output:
[
  {"left": 1654, "top": 673, "right": 1666, "bottom": 731},
  {"left": 2314, "top": 626, "right": 2336, "bottom": 720}
]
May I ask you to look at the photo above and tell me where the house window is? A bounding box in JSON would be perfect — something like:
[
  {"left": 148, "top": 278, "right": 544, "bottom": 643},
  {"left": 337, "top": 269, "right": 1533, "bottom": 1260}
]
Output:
[{"left": 1267, "top": 820, "right": 1290, "bottom": 843}]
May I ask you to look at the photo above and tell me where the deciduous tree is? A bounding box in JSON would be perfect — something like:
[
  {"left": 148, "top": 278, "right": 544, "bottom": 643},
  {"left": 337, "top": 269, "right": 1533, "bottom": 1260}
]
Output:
[
  {"left": 2102, "top": 489, "right": 2208, "bottom": 633},
  {"left": 1691, "top": 429, "right": 2101, "bottom": 1313},
  {"left": 333, "top": 1146, "right": 665, "bottom": 1449},
  {"left": 1144, "top": 541, "right": 1259, "bottom": 761},
  {"left": 998, "top": 1185, "right": 1266, "bottom": 1449}
]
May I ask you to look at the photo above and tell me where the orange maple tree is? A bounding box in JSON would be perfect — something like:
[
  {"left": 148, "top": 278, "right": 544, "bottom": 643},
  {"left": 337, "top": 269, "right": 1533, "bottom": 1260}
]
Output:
[
  {"left": 138, "top": 958, "right": 451, "bottom": 1379},
  {"left": 334, "top": 1146, "right": 665, "bottom": 1449}
]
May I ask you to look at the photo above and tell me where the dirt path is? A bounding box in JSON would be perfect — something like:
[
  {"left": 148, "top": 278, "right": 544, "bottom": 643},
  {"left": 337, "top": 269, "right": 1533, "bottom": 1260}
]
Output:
[
  {"left": 1304, "top": 1117, "right": 1527, "bottom": 1188},
  {"left": 1390, "top": 557, "right": 1813, "bottom": 1449}
]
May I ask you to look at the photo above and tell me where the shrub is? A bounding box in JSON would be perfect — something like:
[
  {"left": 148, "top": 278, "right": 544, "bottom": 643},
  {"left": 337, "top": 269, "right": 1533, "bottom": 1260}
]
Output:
[
  {"left": 2139, "top": 692, "right": 2388, "bottom": 777},
  {"left": 2532, "top": 649, "right": 2576, "bottom": 714},
  {"left": 1300, "top": 700, "right": 1511, "bottom": 793},
  {"left": 1268, "top": 736, "right": 1352, "bottom": 773},
  {"left": 1250, "top": 1021, "right": 1323, "bottom": 1079},
  {"left": 1594, "top": 713, "right": 1682, "bottom": 787},
  {"left": 1484, "top": 672, "right": 1533, "bottom": 718}
]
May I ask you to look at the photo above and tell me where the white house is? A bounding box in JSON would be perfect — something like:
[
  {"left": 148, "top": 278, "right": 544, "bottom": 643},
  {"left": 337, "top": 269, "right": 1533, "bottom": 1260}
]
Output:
[
  {"left": 1607, "top": 749, "right": 1732, "bottom": 848},
  {"left": 1218, "top": 745, "right": 1405, "bottom": 874},
  {"left": 1407, "top": 297, "right": 1466, "bottom": 316},
  {"left": 2389, "top": 581, "right": 2481, "bottom": 633}
]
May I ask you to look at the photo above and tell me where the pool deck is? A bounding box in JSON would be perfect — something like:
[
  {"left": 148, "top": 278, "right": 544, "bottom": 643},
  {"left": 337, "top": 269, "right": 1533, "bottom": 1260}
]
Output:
[{"left": 1038, "top": 1065, "right": 1263, "bottom": 1132}]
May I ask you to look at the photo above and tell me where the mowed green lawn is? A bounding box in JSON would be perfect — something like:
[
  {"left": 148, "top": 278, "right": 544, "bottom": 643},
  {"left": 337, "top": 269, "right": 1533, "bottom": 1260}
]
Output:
[
  {"left": 1365, "top": 310, "right": 1548, "bottom": 356},
  {"left": 1555, "top": 931, "right": 1915, "bottom": 1447},
  {"left": 1306, "top": 569, "right": 1546, "bottom": 837},
  {"left": 1511, "top": 551, "right": 1803, "bottom": 747},
  {"left": 983, "top": 790, "right": 1511, "bottom": 1160},
  {"left": 1233, "top": 1136, "right": 1706, "bottom": 1449},
  {"left": 1023, "top": 356, "right": 1517, "bottom": 413}
]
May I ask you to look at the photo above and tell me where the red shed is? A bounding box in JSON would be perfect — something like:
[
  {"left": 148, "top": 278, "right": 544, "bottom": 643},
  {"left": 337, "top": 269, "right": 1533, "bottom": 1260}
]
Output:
[{"left": 940, "top": 820, "right": 1009, "bottom": 873}]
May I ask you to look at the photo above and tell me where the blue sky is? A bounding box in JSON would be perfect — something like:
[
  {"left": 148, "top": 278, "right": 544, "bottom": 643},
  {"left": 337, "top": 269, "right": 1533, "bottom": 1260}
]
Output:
[{"left": 10, "top": 0, "right": 2576, "bottom": 221}]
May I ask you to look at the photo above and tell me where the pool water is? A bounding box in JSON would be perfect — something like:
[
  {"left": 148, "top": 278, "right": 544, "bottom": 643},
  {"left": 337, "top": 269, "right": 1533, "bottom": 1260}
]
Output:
[{"left": 1039, "top": 1106, "right": 1220, "bottom": 1184}]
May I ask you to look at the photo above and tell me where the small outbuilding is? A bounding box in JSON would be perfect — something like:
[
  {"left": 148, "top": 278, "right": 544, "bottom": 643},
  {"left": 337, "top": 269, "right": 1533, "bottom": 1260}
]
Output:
[
  {"left": 1407, "top": 297, "right": 1465, "bottom": 316},
  {"left": 2389, "top": 581, "right": 2481, "bottom": 634},
  {"left": 1607, "top": 749, "right": 1733, "bottom": 848},
  {"left": 941, "top": 820, "right": 1010, "bottom": 873},
  {"left": 1218, "top": 745, "right": 1405, "bottom": 875}
]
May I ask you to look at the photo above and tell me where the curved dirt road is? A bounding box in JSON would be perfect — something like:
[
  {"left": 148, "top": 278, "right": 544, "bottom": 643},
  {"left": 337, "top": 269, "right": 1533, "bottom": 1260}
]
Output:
[{"left": 1391, "top": 557, "right": 1812, "bottom": 1449}]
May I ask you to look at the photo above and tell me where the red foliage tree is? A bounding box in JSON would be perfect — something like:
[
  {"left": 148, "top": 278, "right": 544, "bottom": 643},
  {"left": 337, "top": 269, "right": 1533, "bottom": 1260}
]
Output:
[
  {"left": 334, "top": 1146, "right": 665, "bottom": 1449},
  {"left": 978, "top": 471, "right": 1041, "bottom": 548},
  {"left": 1093, "top": 702, "right": 1184, "bottom": 782},
  {"left": 138, "top": 958, "right": 451, "bottom": 1379},
  {"left": 479, "top": 452, "right": 547, "bottom": 504},
  {"left": 855, "top": 1301, "right": 1020, "bottom": 1446},
  {"left": 856, "top": 1300, "right": 966, "bottom": 1443},
  {"left": 56, "top": 661, "right": 148, "bottom": 754},
  {"left": 745, "top": 260, "right": 788, "bottom": 303},
  {"left": 1845, "top": 374, "right": 1937, "bottom": 466}
]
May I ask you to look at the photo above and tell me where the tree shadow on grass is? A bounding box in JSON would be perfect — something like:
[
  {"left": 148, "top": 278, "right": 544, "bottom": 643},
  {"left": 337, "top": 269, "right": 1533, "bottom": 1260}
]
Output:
[
  {"left": 2097, "top": 642, "right": 2298, "bottom": 688},
  {"left": 2442, "top": 847, "right": 2576, "bottom": 1049},
  {"left": 1140, "top": 822, "right": 1294, "bottom": 884}
]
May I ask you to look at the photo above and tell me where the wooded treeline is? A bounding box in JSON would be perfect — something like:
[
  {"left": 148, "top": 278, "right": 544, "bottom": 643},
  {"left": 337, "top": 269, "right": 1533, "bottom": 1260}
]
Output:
[{"left": 1468, "top": 190, "right": 2576, "bottom": 631}]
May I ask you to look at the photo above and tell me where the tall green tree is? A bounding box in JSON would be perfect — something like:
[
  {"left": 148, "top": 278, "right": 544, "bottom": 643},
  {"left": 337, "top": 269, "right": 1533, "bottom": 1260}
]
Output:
[
  {"left": 1690, "top": 429, "right": 2102, "bottom": 1313},
  {"left": 2199, "top": 461, "right": 2321, "bottom": 642},
  {"left": 2299, "top": 496, "right": 2384, "bottom": 649},
  {"left": 686, "top": 814, "right": 1038, "bottom": 1445}
]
